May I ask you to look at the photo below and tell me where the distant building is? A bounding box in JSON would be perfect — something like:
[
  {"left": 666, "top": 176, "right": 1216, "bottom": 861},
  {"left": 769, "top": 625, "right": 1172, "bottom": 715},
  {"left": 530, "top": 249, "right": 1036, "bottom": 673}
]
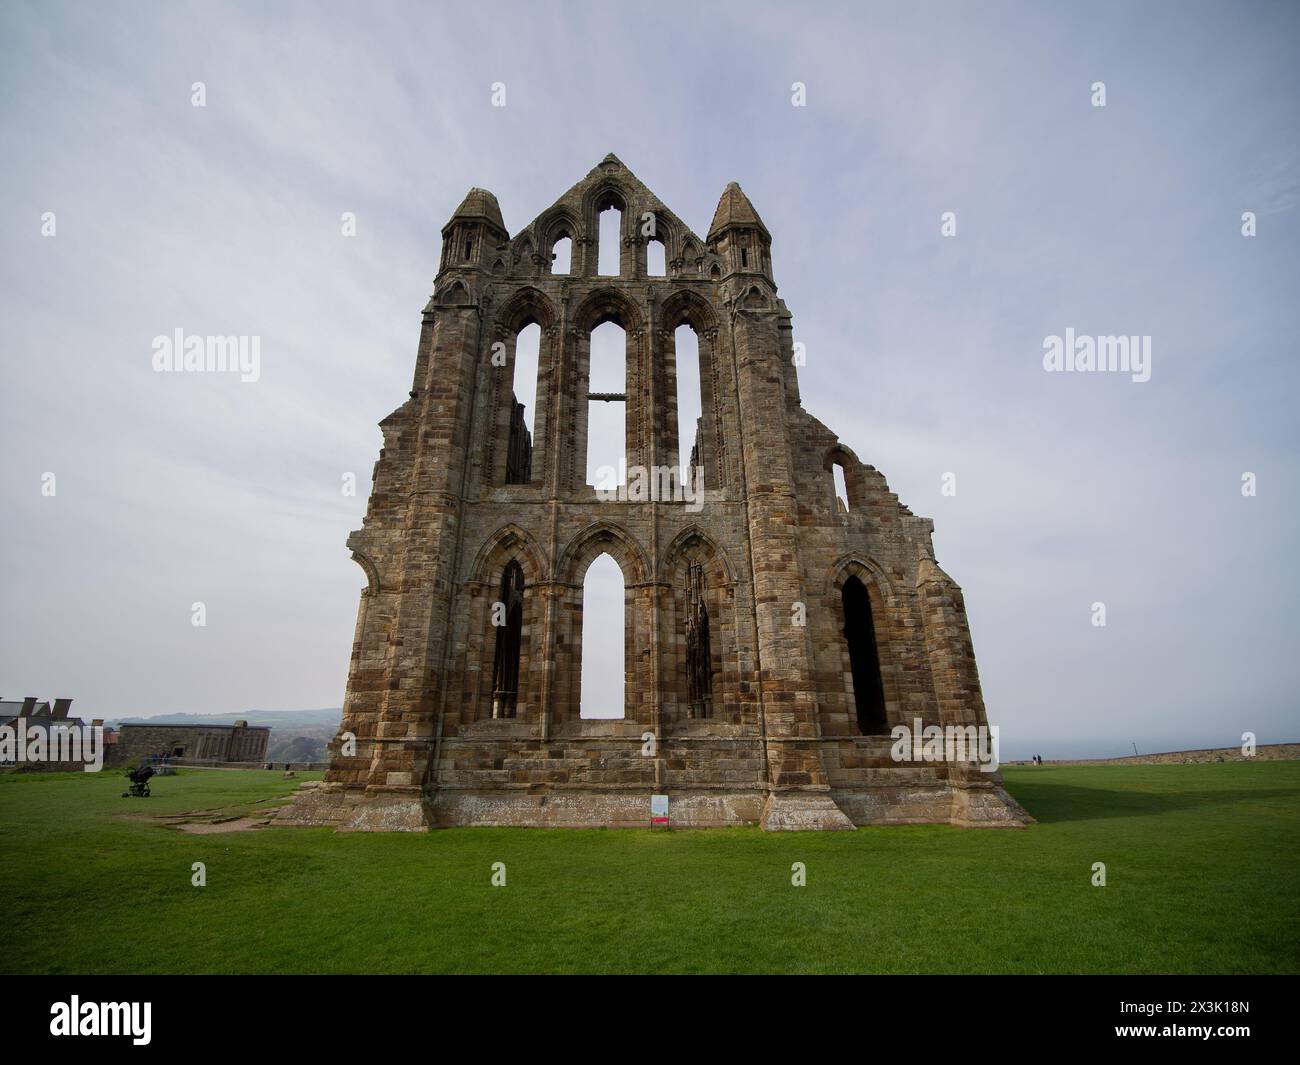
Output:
[
  {"left": 110, "top": 720, "right": 270, "bottom": 767},
  {"left": 0, "top": 696, "right": 80, "bottom": 730},
  {"left": 0, "top": 697, "right": 114, "bottom": 769}
]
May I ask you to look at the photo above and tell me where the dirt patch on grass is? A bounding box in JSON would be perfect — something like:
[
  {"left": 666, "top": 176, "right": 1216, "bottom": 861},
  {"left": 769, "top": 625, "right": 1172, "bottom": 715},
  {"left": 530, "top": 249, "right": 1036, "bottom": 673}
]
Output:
[
  {"left": 174, "top": 815, "right": 273, "bottom": 834},
  {"left": 117, "top": 808, "right": 278, "bottom": 832}
]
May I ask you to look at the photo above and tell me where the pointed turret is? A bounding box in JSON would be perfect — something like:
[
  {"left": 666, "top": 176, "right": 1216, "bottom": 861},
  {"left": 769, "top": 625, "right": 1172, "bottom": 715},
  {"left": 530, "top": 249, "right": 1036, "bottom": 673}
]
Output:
[
  {"left": 449, "top": 187, "right": 507, "bottom": 232},
  {"left": 706, "top": 181, "right": 773, "bottom": 283},
  {"left": 707, "top": 182, "right": 769, "bottom": 242},
  {"left": 439, "top": 187, "right": 509, "bottom": 274}
]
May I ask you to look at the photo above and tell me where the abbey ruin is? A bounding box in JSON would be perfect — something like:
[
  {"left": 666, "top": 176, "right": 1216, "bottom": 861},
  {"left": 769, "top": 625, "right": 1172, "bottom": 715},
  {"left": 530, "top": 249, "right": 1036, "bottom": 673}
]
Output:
[{"left": 280, "top": 154, "right": 1029, "bottom": 831}]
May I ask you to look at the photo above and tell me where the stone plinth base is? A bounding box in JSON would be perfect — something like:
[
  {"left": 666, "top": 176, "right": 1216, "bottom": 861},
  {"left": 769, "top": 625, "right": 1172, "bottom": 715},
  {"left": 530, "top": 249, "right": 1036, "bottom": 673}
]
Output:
[
  {"left": 949, "top": 780, "right": 1034, "bottom": 827},
  {"left": 275, "top": 781, "right": 433, "bottom": 832},
  {"left": 831, "top": 781, "right": 1032, "bottom": 827},
  {"left": 276, "top": 780, "right": 1031, "bottom": 830},
  {"left": 429, "top": 789, "right": 765, "bottom": 828},
  {"left": 759, "top": 791, "right": 856, "bottom": 831}
]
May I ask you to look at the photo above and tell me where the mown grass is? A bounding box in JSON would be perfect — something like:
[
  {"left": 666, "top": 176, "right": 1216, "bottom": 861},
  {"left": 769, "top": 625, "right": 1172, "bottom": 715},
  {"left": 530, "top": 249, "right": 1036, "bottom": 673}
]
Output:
[{"left": 1, "top": 761, "right": 1297, "bottom": 974}]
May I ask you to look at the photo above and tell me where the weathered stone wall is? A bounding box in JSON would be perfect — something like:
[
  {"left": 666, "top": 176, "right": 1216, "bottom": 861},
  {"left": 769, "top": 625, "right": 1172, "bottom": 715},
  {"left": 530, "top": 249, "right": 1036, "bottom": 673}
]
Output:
[
  {"left": 280, "top": 155, "right": 1028, "bottom": 832},
  {"left": 111, "top": 724, "right": 270, "bottom": 767}
]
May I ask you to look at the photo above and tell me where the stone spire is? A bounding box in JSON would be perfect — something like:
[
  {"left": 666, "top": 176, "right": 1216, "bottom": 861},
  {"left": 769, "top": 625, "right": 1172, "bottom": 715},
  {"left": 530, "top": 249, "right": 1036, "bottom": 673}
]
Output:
[
  {"left": 439, "top": 187, "right": 508, "bottom": 275},
  {"left": 707, "top": 181, "right": 769, "bottom": 241},
  {"left": 447, "top": 187, "right": 507, "bottom": 235}
]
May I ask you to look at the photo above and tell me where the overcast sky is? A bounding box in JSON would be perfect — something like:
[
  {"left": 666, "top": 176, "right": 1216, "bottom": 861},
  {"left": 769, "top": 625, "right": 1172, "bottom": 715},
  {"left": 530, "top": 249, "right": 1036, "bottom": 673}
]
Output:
[{"left": 2, "top": 1, "right": 1297, "bottom": 758}]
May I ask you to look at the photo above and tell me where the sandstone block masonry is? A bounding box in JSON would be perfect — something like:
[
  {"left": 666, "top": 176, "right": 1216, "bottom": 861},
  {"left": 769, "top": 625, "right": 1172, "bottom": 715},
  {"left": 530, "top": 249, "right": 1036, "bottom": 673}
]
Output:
[
  {"left": 111, "top": 721, "right": 269, "bottom": 767},
  {"left": 279, "top": 154, "right": 1030, "bottom": 831}
]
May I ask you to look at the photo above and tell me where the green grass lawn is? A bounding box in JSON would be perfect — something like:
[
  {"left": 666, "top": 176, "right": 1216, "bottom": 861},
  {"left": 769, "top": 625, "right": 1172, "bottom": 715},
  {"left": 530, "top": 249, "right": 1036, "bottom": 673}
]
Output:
[{"left": 2, "top": 761, "right": 1297, "bottom": 974}]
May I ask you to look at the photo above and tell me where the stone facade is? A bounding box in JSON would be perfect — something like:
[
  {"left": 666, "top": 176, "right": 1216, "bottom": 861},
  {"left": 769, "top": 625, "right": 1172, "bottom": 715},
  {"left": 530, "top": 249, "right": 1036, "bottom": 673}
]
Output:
[
  {"left": 280, "top": 154, "right": 1029, "bottom": 832},
  {"left": 111, "top": 721, "right": 269, "bottom": 767}
]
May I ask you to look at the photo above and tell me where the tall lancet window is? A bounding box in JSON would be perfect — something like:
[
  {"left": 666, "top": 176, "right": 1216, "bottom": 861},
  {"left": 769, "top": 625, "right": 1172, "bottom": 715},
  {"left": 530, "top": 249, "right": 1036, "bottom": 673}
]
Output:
[
  {"left": 506, "top": 323, "right": 539, "bottom": 485},
  {"left": 674, "top": 323, "right": 703, "bottom": 488},
  {"left": 580, "top": 553, "right": 625, "bottom": 719},
  {"left": 842, "top": 576, "right": 887, "bottom": 735},
  {"left": 491, "top": 561, "right": 525, "bottom": 718},
  {"left": 598, "top": 202, "right": 622, "bottom": 276},
  {"left": 586, "top": 320, "right": 626, "bottom": 488},
  {"left": 685, "top": 562, "right": 712, "bottom": 719}
]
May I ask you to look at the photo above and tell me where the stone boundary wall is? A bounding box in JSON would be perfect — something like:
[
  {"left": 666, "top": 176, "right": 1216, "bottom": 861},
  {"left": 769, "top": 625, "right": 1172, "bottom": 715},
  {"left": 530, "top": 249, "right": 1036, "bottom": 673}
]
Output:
[
  {"left": 110, "top": 723, "right": 270, "bottom": 767},
  {"left": 1007, "top": 743, "right": 1299, "bottom": 766}
]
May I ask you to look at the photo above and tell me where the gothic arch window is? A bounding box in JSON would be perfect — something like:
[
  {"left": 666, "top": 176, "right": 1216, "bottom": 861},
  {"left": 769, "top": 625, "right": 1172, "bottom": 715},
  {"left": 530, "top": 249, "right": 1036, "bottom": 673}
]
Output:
[
  {"left": 580, "top": 552, "right": 625, "bottom": 719},
  {"left": 646, "top": 237, "right": 666, "bottom": 277},
  {"left": 493, "top": 289, "right": 555, "bottom": 488},
  {"left": 825, "top": 447, "right": 863, "bottom": 513},
  {"left": 506, "top": 323, "right": 540, "bottom": 484},
  {"left": 515, "top": 235, "right": 534, "bottom": 269},
  {"left": 437, "top": 279, "right": 470, "bottom": 306},
  {"left": 681, "top": 240, "right": 698, "bottom": 273},
  {"left": 491, "top": 561, "right": 525, "bottom": 718},
  {"left": 661, "top": 291, "right": 722, "bottom": 492},
  {"left": 674, "top": 323, "right": 703, "bottom": 486},
  {"left": 594, "top": 189, "right": 625, "bottom": 277},
  {"left": 709, "top": 263, "right": 721, "bottom": 280},
  {"left": 586, "top": 319, "right": 626, "bottom": 488},
  {"left": 832, "top": 460, "right": 850, "bottom": 514},
  {"left": 685, "top": 561, "right": 712, "bottom": 718},
  {"left": 661, "top": 529, "right": 733, "bottom": 724},
  {"left": 598, "top": 207, "right": 621, "bottom": 275},
  {"left": 842, "top": 575, "right": 887, "bottom": 735},
  {"left": 551, "top": 234, "right": 572, "bottom": 274}
]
